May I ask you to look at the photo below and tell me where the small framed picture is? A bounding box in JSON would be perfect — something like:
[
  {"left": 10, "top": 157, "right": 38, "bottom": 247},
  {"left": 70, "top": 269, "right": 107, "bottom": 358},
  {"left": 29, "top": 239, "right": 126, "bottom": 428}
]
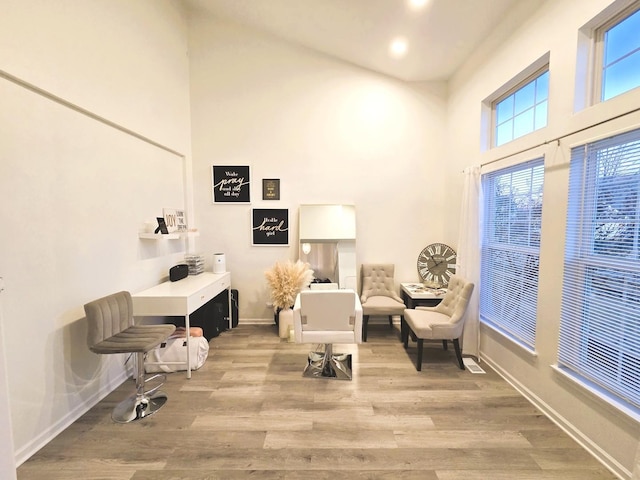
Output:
[
  {"left": 262, "top": 178, "right": 280, "bottom": 200},
  {"left": 251, "top": 208, "right": 289, "bottom": 246}
]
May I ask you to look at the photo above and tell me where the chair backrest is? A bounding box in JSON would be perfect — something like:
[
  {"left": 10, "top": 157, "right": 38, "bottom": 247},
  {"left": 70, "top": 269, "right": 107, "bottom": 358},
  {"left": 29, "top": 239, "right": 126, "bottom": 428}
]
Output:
[
  {"left": 84, "top": 291, "right": 134, "bottom": 350},
  {"left": 360, "top": 264, "right": 398, "bottom": 301},
  {"left": 435, "top": 275, "right": 475, "bottom": 323},
  {"left": 298, "top": 290, "right": 358, "bottom": 331}
]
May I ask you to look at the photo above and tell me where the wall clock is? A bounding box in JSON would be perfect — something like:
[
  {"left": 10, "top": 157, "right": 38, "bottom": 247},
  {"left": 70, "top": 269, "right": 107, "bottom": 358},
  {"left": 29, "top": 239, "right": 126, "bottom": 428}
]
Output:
[{"left": 417, "top": 243, "right": 457, "bottom": 286}]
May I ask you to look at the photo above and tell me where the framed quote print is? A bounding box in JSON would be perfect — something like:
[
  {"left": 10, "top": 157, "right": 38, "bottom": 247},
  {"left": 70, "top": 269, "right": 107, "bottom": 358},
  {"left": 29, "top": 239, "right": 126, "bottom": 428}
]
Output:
[
  {"left": 212, "top": 165, "right": 250, "bottom": 203},
  {"left": 262, "top": 178, "right": 280, "bottom": 200},
  {"left": 251, "top": 208, "right": 289, "bottom": 246}
]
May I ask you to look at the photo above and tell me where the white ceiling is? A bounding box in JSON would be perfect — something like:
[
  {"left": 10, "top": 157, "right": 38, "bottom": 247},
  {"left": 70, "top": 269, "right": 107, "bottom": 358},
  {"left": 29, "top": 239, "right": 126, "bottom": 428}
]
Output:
[{"left": 182, "top": 0, "right": 543, "bottom": 82}]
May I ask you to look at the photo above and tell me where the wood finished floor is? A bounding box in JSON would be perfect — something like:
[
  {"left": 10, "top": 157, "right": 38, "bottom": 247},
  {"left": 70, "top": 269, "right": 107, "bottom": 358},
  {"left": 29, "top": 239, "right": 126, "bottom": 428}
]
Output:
[{"left": 17, "top": 323, "right": 618, "bottom": 480}]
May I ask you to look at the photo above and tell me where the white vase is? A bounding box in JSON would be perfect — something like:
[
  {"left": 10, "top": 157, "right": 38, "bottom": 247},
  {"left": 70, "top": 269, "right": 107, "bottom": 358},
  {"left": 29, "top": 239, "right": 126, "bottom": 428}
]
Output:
[{"left": 278, "top": 308, "right": 294, "bottom": 339}]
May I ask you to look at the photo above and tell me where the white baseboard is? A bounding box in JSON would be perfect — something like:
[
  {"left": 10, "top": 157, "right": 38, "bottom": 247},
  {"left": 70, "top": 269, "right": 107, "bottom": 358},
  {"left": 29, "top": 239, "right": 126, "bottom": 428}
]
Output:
[
  {"left": 14, "top": 370, "right": 129, "bottom": 467},
  {"left": 481, "top": 353, "right": 630, "bottom": 480}
]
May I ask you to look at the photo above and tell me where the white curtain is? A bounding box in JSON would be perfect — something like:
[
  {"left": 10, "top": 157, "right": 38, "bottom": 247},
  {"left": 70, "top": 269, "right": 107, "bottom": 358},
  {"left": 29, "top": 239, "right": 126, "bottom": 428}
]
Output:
[{"left": 457, "top": 166, "right": 482, "bottom": 359}]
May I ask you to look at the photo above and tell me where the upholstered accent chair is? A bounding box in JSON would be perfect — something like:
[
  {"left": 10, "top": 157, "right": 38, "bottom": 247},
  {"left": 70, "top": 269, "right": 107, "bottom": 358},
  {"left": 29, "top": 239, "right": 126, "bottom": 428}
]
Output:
[
  {"left": 293, "top": 289, "right": 363, "bottom": 380},
  {"left": 84, "top": 291, "right": 176, "bottom": 422},
  {"left": 360, "top": 264, "right": 406, "bottom": 341},
  {"left": 401, "top": 275, "right": 474, "bottom": 371}
]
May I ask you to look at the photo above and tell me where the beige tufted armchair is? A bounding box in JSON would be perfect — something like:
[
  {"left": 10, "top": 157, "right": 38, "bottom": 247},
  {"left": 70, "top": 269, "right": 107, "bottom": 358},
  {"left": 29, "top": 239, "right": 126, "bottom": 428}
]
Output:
[
  {"left": 401, "top": 275, "right": 474, "bottom": 371},
  {"left": 360, "top": 264, "right": 406, "bottom": 342}
]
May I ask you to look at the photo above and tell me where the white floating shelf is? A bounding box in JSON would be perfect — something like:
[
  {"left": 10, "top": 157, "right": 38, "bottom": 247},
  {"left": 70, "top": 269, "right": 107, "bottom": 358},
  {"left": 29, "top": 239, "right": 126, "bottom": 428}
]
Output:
[
  {"left": 138, "top": 231, "right": 199, "bottom": 240},
  {"left": 138, "top": 233, "right": 181, "bottom": 240}
]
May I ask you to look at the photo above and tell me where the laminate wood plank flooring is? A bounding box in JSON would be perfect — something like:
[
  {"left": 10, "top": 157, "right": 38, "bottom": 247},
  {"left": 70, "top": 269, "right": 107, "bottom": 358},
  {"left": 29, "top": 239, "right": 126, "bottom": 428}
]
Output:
[{"left": 17, "top": 323, "right": 618, "bottom": 480}]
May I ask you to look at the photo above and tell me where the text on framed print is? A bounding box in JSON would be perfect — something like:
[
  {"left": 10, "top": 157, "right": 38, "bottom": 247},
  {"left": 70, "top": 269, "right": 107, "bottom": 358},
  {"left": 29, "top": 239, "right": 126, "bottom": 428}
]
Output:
[
  {"left": 212, "top": 165, "right": 250, "bottom": 203},
  {"left": 252, "top": 208, "right": 289, "bottom": 245}
]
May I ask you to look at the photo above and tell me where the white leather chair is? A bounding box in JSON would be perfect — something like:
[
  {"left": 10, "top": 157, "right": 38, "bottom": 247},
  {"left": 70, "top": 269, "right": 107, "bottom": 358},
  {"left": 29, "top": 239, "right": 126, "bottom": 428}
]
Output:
[
  {"left": 360, "top": 264, "right": 406, "bottom": 341},
  {"left": 401, "top": 275, "right": 474, "bottom": 371},
  {"left": 293, "top": 289, "right": 362, "bottom": 380}
]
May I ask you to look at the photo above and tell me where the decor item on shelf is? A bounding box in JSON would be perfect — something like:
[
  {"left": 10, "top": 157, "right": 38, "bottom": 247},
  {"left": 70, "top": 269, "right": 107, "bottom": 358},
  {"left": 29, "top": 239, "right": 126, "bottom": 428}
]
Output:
[
  {"left": 169, "top": 264, "right": 189, "bottom": 282},
  {"left": 265, "top": 260, "right": 314, "bottom": 311},
  {"left": 154, "top": 217, "right": 169, "bottom": 234},
  {"left": 184, "top": 253, "right": 205, "bottom": 275},
  {"left": 417, "top": 243, "right": 457, "bottom": 287},
  {"left": 213, "top": 253, "right": 226, "bottom": 273}
]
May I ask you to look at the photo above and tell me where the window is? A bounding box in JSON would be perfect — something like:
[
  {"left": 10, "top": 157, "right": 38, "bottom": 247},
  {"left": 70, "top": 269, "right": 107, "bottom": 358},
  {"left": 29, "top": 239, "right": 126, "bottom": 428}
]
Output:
[
  {"left": 597, "top": 5, "right": 640, "bottom": 101},
  {"left": 494, "top": 69, "right": 549, "bottom": 147},
  {"left": 480, "top": 158, "right": 544, "bottom": 349},
  {"left": 559, "top": 127, "right": 640, "bottom": 411}
]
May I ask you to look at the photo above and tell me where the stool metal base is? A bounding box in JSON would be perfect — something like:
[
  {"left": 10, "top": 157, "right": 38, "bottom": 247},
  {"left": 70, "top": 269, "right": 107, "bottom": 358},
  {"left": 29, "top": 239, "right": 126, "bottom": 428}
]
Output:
[
  {"left": 112, "top": 390, "right": 168, "bottom": 423},
  {"left": 303, "top": 344, "right": 353, "bottom": 380}
]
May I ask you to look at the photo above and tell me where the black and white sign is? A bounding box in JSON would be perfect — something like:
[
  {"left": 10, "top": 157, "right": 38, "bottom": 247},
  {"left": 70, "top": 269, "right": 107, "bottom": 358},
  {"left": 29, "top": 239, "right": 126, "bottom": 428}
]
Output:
[
  {"left": 251, "top": 208, "right": 289, "bottom": 246},
  {"left": 212, "top": 165, "right": 250, "bottom": 203}
]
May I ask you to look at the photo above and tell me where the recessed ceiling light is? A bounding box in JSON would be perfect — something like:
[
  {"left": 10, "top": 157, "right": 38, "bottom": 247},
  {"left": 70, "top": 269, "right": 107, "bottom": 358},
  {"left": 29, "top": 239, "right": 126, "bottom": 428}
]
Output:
[
  {"left": 408, "top": 0, "right": 429, "bottom": 10},
  {"left": 389, "top": 37, "right": 408, "bottom": 58}
]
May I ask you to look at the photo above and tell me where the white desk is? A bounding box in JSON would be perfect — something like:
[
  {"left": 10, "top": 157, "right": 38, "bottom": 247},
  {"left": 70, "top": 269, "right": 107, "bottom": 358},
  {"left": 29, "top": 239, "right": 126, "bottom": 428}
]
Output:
[{"left": 132, "top": 272, "right": 231, "bottom": 378}]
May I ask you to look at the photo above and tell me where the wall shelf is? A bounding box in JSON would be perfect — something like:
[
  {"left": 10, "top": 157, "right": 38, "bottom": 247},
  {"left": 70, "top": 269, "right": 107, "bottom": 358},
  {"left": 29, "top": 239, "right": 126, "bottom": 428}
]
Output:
[{"left": 138, "top": 231, "right": 199, "bottom": 240}]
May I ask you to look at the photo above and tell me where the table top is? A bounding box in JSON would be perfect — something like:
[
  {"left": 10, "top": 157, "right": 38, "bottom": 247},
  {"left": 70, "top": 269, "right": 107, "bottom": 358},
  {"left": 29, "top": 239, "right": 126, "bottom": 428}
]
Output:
[
  {"left": 401, "top": 282, "right": 447, "bottom": 299},
  {"left": 133, "top": 271, "right": 230, "bottom": 298}
]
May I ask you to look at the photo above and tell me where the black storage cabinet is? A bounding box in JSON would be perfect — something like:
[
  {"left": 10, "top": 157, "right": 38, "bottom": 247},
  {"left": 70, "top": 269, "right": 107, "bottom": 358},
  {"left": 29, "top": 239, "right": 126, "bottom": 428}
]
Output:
[{"left": 173, "top": 289, "right": 238, "bottom": 340}]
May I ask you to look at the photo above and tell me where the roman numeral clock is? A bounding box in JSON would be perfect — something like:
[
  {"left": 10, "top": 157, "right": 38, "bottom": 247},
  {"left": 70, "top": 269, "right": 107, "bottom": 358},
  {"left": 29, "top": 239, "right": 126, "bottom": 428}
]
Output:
[{"left": 417, "top": 243, "right": 457, "bottom": 287}]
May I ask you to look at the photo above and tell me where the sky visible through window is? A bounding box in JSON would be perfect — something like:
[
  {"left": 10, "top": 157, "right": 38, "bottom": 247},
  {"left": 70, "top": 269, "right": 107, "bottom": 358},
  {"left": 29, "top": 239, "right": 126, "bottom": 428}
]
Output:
[
  {"left": 495, "top": 71, "right": 549, "bottom": 147},
  {"left": 602, "top": 8, "right": 640, "bottom": 101}
]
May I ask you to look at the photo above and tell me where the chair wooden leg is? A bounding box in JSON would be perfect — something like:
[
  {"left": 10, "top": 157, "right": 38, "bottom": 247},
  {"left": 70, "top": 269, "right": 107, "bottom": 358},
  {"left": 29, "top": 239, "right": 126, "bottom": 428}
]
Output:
[
  {"left": 453, "top": 338, "right": 464, "bottom": 370},
  {"left": 416, "top": 338, "right": 423, "bottom": 371},
  {"left": 401, "top": 318, "right": 408, "bottom": 347},
  {"left": 362, "top": 315, "right": 369, "bottom": 342},
  {"left": 442, "top": 340, "right": 448, "bottom": 350},
  {"left": 388, "top": 315, "right": 393, "bottom": 328}
]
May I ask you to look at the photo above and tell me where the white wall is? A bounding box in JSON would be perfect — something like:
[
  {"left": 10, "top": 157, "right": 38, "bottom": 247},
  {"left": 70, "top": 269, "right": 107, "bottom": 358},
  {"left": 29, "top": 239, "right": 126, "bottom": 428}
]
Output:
[
  {"left": 187, "top": 15, "right": 449, "bottom": 320},
  {"left": 0, "top": 0, "right": 192, "bottom": 466},
  {"left": 446, "top": 0, "right": 640, "bottom": 477}
]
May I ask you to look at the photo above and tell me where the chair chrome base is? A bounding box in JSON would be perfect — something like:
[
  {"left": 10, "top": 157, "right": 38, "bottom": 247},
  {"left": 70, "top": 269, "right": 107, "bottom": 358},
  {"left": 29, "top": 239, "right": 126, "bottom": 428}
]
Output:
[
  {"left": 303, "top": 344, "right": 353, "bottom": 380},
  {"left": 112, "top": 390, "right": 168, "bottom": 423}
]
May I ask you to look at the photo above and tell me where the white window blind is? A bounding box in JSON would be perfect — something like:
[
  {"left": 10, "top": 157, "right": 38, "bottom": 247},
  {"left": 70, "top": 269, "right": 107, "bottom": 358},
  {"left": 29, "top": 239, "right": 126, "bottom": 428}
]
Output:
[
  {"left": 559, "top": 127, "right": 640, "bottom": 410},
  {"left": 480, "top": 158, "right": 544, "bottom": 349}
]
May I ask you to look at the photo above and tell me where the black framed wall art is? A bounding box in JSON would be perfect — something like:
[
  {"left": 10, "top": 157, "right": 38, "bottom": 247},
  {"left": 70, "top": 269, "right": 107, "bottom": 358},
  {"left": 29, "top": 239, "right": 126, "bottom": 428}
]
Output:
[
  {"left": 212, "top": 165, "right": 251, "bottom": 203},
  {"left": 262, "top": 178, "right": 280, "bottom": 200},
  {"left": 251, "top": 208, "right": 289, "bottom": 246}
]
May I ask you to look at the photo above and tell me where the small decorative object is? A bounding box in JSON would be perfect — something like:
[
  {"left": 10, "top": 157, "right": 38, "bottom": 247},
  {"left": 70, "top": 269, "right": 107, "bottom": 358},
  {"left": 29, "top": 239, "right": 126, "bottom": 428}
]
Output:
[
  {"left": 252, "top": 208, "right": 289, "bottom": 246},
  {"left": 262, "top": 178, "right": 280, "bottom": 200},
  {"left": 163, "top": 208, "right": 179, "bottom": 233},
  {"left": 417, "top": 243, "right": 457, "bottom": 287},
  {"left": 184, "top": 253, "right": 205, "bottom": 275},
  {"left": 155, "top": 217, "right": 169, "bottom": 234},
  {"left": 265, "top": 260, "right": 314, "bottom": 311},
  {"left": 212, "top": 165, "right": 251, "bottom": 203},
  {"left": 175, "top": 209, "right": 187, "bottom": 232}
]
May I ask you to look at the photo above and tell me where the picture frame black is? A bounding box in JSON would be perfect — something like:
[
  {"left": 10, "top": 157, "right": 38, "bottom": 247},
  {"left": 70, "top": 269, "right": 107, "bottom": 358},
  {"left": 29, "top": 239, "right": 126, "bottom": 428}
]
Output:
[
  {"left": 262, "top": 178, "right": 280, "bottom": 200},
  {"left": 212, "top": 165, "right": 251, "bottom": 203},
  {"left": 251, "top": 208, "right": 289, "bottom": 246}
]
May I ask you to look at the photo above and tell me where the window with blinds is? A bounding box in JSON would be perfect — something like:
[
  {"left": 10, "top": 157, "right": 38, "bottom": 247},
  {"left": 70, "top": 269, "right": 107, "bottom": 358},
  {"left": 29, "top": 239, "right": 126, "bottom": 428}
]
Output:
[
  {"left": 559, "top": 127, "right": 640, "bottom": 411},
  {"left": 480, "top": 158, "right": 544, "bottom": 350}
]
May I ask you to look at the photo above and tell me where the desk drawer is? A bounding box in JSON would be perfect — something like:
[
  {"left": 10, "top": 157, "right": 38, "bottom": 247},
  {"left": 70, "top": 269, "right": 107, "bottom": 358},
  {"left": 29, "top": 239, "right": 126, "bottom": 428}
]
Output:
[{"left": 187, "top": 276, "right": 230, "bottom": 313}]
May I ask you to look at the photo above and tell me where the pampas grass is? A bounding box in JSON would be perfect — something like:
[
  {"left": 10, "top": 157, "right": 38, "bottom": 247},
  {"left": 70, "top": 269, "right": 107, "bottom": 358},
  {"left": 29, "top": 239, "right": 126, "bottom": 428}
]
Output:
[{"left": 265, "top": 260, "right": 314, "bottom": 310}]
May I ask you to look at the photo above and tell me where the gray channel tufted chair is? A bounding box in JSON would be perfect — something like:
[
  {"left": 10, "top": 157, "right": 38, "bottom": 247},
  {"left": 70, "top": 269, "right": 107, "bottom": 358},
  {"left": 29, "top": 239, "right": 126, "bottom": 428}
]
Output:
[{"left": 84, "top": 291, "right": 176, "bottom": 423}]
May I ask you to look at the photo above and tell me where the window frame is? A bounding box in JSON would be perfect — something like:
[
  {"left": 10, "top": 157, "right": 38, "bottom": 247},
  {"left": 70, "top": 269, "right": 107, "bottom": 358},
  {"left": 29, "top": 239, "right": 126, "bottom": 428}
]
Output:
[
  {"left": 592, "top": 2, "right": 640, "bottom": 104},
  {"left": 491, "top": 67, "right": 549, "bottom": 148},
  {"left": 558, "top": 127, "right": 640, "bottom": 415},
  {"left": 479, "top": 157, "right": 545, "bottom": 351}
]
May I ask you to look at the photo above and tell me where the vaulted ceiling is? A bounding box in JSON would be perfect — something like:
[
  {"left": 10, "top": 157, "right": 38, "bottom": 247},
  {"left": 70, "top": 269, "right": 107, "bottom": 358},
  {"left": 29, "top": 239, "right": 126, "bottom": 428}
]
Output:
[{"left": 183, "top": 0, "right": 545, "bottom": 82}]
